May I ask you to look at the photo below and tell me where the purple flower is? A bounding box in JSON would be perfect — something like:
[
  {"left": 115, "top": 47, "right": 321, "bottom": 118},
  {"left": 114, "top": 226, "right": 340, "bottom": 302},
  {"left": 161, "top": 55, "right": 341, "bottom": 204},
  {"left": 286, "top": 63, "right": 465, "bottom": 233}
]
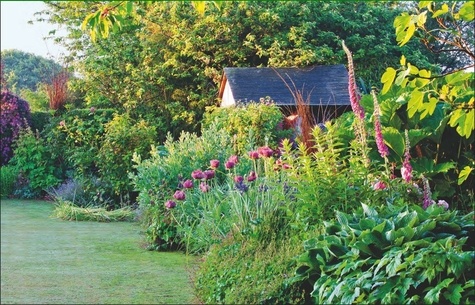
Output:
[
  {"left": 422, "top": 177, "right": 433, "bottom": 209},
  {"left": 401, "top": 130, "right": 413, "bottom": 183},
  {"left": 372, "top": 90, "right": 389, "bottom": 158},
  {"left": 235, "top": 181, "right": 248, "bottom": 193},
  {"left": 90, "top": 107, "right": 96, "bottom": 113},
  {"left": 182, "top": 179, "right": 194, "bottom": 189},
  {"left": 258, "top": 146, "right": 274, "bottom": 158},
  {"left": 247, "top": 171, "right": 257, "bottom": 182},
  {"left": 248, "top": 150, "right": 259, "bottom": 159},
  {"left": 173, "top": 190, "right": 186, "bottom": 201},
  {"left": 228, "top": 155, "right": 239, "bottom": 164},
  {"left": 225, "top": 161, "right": 235, "bottom": 170},
  {"left": 164, "top": 200, "right": 176, "bottom": 209},
  {"left": 234, "top": 175, "right": 244, "bottom": 183},
  {"left": 203, "top": 170, "right": 215, "bottom": 180},
  {"left": 191, "top": 169, "right": 205, "bottom": 180},
  {"left": 210, "top": 159, "right": 220, "bottom": 169},
  {"left": 199, "top": 182, "right": 210, "bottom": 193},
  {"left": 437, "top": 200, "right": 449, "bottom": 210}
]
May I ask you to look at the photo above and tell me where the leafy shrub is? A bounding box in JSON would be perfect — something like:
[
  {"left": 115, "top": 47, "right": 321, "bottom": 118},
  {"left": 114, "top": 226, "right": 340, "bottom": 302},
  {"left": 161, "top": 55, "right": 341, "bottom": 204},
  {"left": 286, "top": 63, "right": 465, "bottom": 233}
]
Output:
[
  {"left": 0, "top": 90, "right": 31, "bottom": 165},
  {"left": 0, "top": 165, "right": 19, "bottom": 198},
  {"left": 9, "top": 127, "right": 61, "bottom": 196},
  {"left": 96, "top": 113, "right": 156, "bottom": 205},
  {"left": 293, "top": 204, "right": 475, "bottom": 304},
  {"left": 202, "top": 100, "right": 291, "bottom": 155},
  {"left": 29, "top": 111, "right": 52, "bottom": 133},
  {"left": 195, "top": 236, "right": 308, "bottom": 304}
]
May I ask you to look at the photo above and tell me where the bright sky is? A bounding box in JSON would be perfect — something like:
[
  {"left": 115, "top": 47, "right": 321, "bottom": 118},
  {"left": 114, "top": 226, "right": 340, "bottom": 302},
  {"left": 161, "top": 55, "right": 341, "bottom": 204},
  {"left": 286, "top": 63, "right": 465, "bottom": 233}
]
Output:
[{"left": 1, "top": 1, "right": 68, "bottom": 62}]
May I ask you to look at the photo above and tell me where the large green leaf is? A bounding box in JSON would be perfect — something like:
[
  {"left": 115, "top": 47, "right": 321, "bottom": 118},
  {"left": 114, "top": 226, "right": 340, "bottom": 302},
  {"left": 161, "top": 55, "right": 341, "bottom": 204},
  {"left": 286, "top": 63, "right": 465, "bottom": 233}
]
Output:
[
  {"left": 382, "top": 127, "right": 404, "bottom": 157},
  {"left": 424, "top": 278, "right": 454, "bottom": 303}
]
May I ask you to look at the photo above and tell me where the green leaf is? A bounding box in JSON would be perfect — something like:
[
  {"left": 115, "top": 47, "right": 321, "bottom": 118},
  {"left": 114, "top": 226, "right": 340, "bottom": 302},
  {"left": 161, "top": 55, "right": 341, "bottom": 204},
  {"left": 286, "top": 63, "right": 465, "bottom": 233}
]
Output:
[
  {"left": 458, "top": 166, "right": 473, "bottom": 185},
  {"left": 444, "top": 283, "right": 463, "bottom": 304},
  {"left": 459, "top": 1, "right": 475, "bottom": 21},
  {"left": 382, "top": 127, "right": 404, "bottom": 157},
  {"left": 408, "top": 89, "right": 424, "bottom": 118},
  {"left": 424, "top": 278, "right": 454, "bottom": 303},
  {"left": 432, "top": 4, "right": 449, "bottom": 18},
  {"left": 381, "top": 67, "right": 397, "bottom": 94}
]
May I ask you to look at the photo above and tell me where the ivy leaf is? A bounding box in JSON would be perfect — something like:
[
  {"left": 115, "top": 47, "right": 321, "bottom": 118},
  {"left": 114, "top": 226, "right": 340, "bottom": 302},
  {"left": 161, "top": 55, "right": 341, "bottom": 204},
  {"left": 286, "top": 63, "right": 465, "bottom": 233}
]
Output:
[
  {"left": 424, "top": 278, "right": 454, "bottom": 303},
  {"left": 443, "top": 283, "right": 464, "bottom": 304}
]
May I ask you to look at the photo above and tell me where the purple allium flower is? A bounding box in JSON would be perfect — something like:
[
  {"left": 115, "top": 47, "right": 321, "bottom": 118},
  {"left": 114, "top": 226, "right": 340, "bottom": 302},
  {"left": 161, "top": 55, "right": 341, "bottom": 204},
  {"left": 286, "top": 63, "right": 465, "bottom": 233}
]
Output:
[
  {"left": 437, "top": 200, "right": 449, "bottom": 210},
  {"left": 225, "top": 161, "right": 235, "bottom": 170},
  {"left": 372, "top": 180, "right": 387, "bottom": 190},
  {"left": 173, "top": 190, "right": 186, "bottom": 201},
  {"left": 182, "top": 179, "right": 194, "bottom": 189},
  {"left": 199, "top": 182, "right": 210, "bottom": 193},
  {"left": 247, "top": 171, "right": 257, "bottom": 182},
  {"left": 191, "top": 169, "right": 205, "bottom": 180},
  {"left": 372, "top": 91, "right": 389, "bottom": 158},
  {"left": 228, "top": 155, "right": 239, "bottom": 164},
  {"left": 203, "top": 170, "right": 215, "bottom": 180},
  {"left": 342, "top": 41, "right": 365, "bottom": 120},
  {"left": 401, "top": 130, "right": 413, "bottom": 183},
  {"left": 164, "top": 200, "right": 176, "bottom": 209},
  {"left": 235, "top": 181, "right": 248, "bottom": 193},
  {"left": 210, "top": 159, "right": 220, "bottom": 169},
  {"left": 234, "top": 175, "right": 244, "bottom": 183},
  {"left": 248, "top": 150, "right": 259, "bottom": 159},
  {"left": 258, "top": 146, "right": 274, "bottom": 158},
  {"left": 422, "top": 177, "right": 433, "bottom": 209}
]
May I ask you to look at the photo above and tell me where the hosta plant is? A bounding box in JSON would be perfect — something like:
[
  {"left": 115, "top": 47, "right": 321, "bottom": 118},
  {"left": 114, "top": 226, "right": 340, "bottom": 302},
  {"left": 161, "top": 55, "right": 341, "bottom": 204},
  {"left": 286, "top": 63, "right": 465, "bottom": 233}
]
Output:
[{"left": 293, "top": 203, "right": 475, "bottom": 304}]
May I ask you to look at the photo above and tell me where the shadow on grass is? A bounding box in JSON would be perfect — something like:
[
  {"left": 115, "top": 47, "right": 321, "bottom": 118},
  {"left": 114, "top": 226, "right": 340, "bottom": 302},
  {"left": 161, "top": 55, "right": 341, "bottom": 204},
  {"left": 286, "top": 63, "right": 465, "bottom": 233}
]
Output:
[{"left": 0, "top": 199, "right": 196, "bottom": 304}]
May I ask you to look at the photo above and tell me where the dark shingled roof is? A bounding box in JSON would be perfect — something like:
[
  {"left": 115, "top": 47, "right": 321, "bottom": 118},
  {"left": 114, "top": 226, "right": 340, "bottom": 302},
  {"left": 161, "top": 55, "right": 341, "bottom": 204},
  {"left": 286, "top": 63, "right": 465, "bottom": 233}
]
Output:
[{"left": 220, "top": 65, "right": 351, "bottom": 106}]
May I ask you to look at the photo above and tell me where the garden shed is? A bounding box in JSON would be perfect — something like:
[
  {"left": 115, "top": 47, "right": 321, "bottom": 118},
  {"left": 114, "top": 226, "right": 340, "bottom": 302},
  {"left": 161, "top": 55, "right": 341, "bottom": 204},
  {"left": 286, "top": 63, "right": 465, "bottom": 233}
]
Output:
[{"left": 218, "top": 65, "right": 352, "bottom": 122}]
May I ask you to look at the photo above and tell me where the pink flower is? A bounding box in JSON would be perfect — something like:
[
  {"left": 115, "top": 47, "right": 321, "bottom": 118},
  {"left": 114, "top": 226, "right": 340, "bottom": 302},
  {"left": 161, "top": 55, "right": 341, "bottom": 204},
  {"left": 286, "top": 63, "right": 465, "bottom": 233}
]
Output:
[
  {"left": 59, "top": 120, "right": 66, "bottom": 127},
  {"left": 191, "top": 169, "right": 205, "bottom": 180},
  {"left": 164, "top": 200, "right": 176, "bottom": 209},
  {"left": 182, "top": 179, "right": 193, "bottom": 189},
  {"left": 401, "top": 130, "right": 413, "bottom": 183},
  {"left": 90, "top": 107, "right": 96, "bottom": 113},
  {"left": 372, "top": 90, "right": 389, "bottom": 158},
  {"left": 258, "top": 146, "right": 274, "bottom": 158},
  {"left": 203, "top": 170, "right": 215, "bottom": 180},
  {"left": 234, "top": 175, "right": 244, "bottom": 183},
  {"left": 342, "top": 41, "right": 365, "bottom": 120},
  {"left": 248, "top": 150, "right": 259, "bottom": 159},
  {"left": 228, "top": 155, "right": 239, "bottom": 164},
  {"left": 437, "top": 200, "right": 449, "bottom": 210},
  {"left": 282, "top": 163, "right": 291, "bottom": 170},
  {"left": 210, "top": 159, "right": 220, "bottom": 169},
  {"left": 199, "top": 182, "right": 210, "bottom": 193},
  {"left": 372, "top": 181, "right": 387, "bottom": 190},
  {"left": 173, "top": 190, "right": 186, "bottom": 201},
  {"left": 247, "top": 171, "right": 257, "bottom": 182},
  {"left": 225, "top": 161, "right": 235, "bottom": 169}
]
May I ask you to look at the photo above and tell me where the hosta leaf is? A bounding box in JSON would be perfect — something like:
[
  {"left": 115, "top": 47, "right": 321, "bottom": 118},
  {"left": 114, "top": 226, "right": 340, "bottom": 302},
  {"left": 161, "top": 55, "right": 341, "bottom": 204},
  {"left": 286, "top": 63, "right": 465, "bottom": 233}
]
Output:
[
  {"left": 386, "top": 252, "right": 402, "bottom": 276},
  {"left": 414, "top": 219, "right": 436, "bottom": 238},
  {"left": 362, "top": 203, "right": 378, "bottom": 218},
  {"left": 424, "top": 278, "right": 454, "bottom": 303}
]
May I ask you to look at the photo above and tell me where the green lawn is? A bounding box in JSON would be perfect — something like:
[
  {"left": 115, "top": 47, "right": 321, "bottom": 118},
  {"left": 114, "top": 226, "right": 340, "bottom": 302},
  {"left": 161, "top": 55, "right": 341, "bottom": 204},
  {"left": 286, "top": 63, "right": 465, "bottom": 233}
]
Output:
[{"left": 1, "top": 199, "right": 196, "bottom": 304}]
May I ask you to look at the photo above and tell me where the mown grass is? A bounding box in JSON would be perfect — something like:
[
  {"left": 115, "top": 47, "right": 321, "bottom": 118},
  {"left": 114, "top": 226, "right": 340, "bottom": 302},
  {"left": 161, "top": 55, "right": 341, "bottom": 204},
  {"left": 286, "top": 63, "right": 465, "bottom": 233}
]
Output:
[{"left": 0, "top": 199, "right": 196, "bottom": 304}]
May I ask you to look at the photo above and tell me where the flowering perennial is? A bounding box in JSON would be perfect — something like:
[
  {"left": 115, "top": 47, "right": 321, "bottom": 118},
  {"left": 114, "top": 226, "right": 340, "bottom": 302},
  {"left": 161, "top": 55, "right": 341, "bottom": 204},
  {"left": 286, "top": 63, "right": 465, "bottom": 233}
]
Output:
[
  {"left": 371, "top": 90, "right": 389, "bottom": 158},
  {"left": 401, "top": 129, "right": 413, "bottom": 183}
]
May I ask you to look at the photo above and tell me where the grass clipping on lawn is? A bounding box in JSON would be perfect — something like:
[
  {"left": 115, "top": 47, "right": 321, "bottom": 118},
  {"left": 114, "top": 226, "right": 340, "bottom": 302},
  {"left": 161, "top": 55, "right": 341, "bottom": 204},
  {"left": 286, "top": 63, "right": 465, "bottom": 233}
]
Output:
[{"left": 52, "top": 200, "right": 135, "bottom": 222}]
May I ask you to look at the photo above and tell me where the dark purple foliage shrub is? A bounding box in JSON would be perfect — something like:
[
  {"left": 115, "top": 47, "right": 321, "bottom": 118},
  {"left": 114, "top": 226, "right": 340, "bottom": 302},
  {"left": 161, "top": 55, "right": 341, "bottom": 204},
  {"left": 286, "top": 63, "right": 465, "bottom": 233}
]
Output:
[{"left": 1, "top": 90, "right": 31, "bottom": 165}]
